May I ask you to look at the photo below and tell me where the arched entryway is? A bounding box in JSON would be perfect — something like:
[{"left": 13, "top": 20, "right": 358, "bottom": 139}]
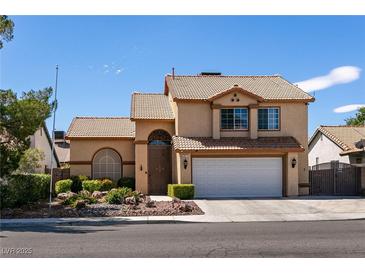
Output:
[
  {"left": 148, "top": 130, "right": 172, "bottom": 194},
  {"left": 92, "top": 148, "right": 122, "bottom": 181}
]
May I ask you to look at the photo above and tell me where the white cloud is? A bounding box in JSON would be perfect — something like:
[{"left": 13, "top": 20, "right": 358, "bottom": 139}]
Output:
[
  {"left": 333, "top": 104, "right": 365, "bottom": 113},
  {"left": 103, "top": 64, "right": 109, "bottom": 68},
  {"left": 116, "top": 69, "right": 122, "bottom": 75},
  {"left": 295, "top": 66, "right": 361, "bottom": 92}
]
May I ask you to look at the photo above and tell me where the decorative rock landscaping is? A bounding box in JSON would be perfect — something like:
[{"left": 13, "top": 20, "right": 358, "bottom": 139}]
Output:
[{"left": 0, "top": 196, "right": 204, "bottom": 219}]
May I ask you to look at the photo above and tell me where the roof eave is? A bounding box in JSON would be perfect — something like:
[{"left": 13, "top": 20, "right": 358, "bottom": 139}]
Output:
[
  {"left": 174, "top": 147, "right": 305, "bottom": 153},
  {"left": 65, "top": 136, "right": 135, "bottom": 140},
  {"left": 130, "top": 117, "right": 175, "bottom": 122}
]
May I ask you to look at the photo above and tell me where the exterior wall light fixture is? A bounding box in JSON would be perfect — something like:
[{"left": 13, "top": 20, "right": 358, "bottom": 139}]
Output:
[
  {"left": 183, "top": 158, "right": 188, "bottom": 169},
  {"left": 291, "top": 158, "right": 297, "bottom": 168}
]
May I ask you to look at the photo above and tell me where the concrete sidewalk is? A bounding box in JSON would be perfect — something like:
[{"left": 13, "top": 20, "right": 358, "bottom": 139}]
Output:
[{"left": 1, "top": 197, "right": 364, "bottom": 226}]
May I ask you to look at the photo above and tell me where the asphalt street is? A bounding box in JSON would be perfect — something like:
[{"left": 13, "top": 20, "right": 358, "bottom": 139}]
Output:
[{"left": 1, "top": 220, "right": 365, "bottom": 257}]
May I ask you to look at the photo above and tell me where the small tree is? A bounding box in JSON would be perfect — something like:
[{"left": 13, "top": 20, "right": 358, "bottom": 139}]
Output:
[
  {"left": 0, "top": 88, "right": 54, "bottom": 177},
  {"left": 0, "top": 15, "right": 14, "bottom": 49},
  {"left": 16, "top": 148, "right": 45, "bottom": 174},
  {"left": 345, "top": 107, "right": 365, "bottom": 126}
]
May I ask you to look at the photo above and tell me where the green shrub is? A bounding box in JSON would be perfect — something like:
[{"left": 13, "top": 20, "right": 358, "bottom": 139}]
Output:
[
  {"left": 106, "top": 187, "right": 132, "bottom": 204},
  {"left": 70, "top": 175, "right": 88, "bottom": 193},
  {"left": 99, "top": 178, "right": 116, "bottom": 191},
  {"left": 167, "top": 184, "right": 195, "bottom": 200},
  {"left": 55, "top": 179, "right": 73, "bottom": 194},
  {"left": 82, "top": 180, "right": 102, "bottom": 192},
  {"left": 82, "top": 179, "right": 116, "bottom": 192},
  {"left": 63, "top": 195, "right": 79, "bottom": 206},
  {"left": 0, "top": 174, "right": 51, "bottom": 209},
  {"left": 117, "top": 177, "right": 135, "bottom": 190},
  {"left": 63, "top": 193, "right": 96, "bottom": 208}
]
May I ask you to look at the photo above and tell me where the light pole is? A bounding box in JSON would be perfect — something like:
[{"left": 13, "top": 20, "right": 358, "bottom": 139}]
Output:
[{"left": 49, "top": 65, "right": 59, "bottom": 211}]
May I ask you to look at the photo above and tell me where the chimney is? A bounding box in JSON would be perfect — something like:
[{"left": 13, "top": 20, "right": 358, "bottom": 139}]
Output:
[
  {"left": 200, "top": 72, "right": 222, "bottom": 76},
  {"left": 172, "top": 67, "right": 175, "bottom": 79}
]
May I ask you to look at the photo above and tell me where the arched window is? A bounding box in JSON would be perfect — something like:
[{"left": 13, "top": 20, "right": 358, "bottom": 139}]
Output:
[
  {"left": 148, "top": 129, "right": 171, "bottom": 145},
  {"left": 92, "top": 149, "right": 122, "bottom": 181}
]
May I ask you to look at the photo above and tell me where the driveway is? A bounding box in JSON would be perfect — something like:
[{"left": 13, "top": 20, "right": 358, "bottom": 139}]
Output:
[{"left": 173, "top": 197, "right": 365, "bottom": 223}]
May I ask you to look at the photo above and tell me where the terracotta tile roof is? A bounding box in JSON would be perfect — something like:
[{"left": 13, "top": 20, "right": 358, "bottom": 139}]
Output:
[
  {"left": 314, "top": 125, "right": 365, "bottom": 153},
  {"left": 172, "top": 136, "right": 304, "bottom": 152},
  {"left": 165, "top": 75, "right": 314, "bottom": 102},
  {"left": 131, "top": 93, "right": 175, "bottom": 120},
  {"left": 66, "top": 117, "right": 135, "bottom": 138}
]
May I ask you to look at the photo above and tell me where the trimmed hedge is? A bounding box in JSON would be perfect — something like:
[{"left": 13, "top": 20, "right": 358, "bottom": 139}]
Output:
[
  {"left": 55, "top": 179, "right": 72, "bottom": 194},
  {"left": 117, "top": 177, "right": 135, "bottom": 190},
  {"left": 167, "top": 184, "right": 195, "bottom": 200},
  {"left": 0, "top": 174, "right": 51, "bottom": 209},
  {"left": 82, "top": 179, "right": 117, "bottom": 193}
]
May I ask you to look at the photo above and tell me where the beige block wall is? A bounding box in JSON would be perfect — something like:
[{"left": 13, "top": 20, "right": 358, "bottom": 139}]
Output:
[{"left": 69, "top": 139, "right": 135, "bottom": 178}]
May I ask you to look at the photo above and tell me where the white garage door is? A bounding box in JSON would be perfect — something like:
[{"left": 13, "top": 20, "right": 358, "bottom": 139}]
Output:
[{"left": 192, "top": 157, "right": 282, "bottom": 198}]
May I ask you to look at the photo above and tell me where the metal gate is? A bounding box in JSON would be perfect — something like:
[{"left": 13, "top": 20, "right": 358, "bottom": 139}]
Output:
[{"left": 309, "top": 162, "right": 361, "bottom": 196}]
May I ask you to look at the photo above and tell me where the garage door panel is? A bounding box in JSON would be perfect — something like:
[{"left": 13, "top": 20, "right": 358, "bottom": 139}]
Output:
[{"left": 193, "top": 157, "right": 282, "bottom": 198}]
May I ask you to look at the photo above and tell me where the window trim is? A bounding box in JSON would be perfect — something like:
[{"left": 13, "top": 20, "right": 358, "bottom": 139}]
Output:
[
  {"left": 257, "top": 107, "right": 281, "bottom": 131},
  {"left": 220, "top": 107, "right": 249, "bottom": 131}
]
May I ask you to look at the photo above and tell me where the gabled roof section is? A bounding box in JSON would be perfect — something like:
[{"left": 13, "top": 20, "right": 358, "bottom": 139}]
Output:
[
  {"left": 208, "top": 85, "right": 264, "bottom": 102},
  {"left": 131, "top": 93, "right": 175, "bottom": 120},
  {"left": 66, "top": 117, "right": 135, "bottom": 139},
  {"left": 165, "top": 75, "right": 314, "bottom": 102},
  {"left": 309, "top": 125, "right": 365, "bottom": 154}
]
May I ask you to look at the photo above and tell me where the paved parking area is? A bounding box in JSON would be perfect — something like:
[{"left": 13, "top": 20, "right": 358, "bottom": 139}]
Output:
[{"left": 172, "top": 197, "right": 365, "bottom": 222}]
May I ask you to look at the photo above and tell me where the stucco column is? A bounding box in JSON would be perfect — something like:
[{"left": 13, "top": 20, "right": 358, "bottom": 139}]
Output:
[
  {"left": 135, "top": 143, "right": 148, "bottom": 194},
  {"left": 212, "top": 108, "right": 220, "bottom": 139},
  {"left": 286, "top": 152, "right": 299, "bottom": 196},
  {"left": 177, "top": 152, "right": 192, "bottom": 184},
  {"left": 249, "top": 106, "right": 258, "bottom": 139}
]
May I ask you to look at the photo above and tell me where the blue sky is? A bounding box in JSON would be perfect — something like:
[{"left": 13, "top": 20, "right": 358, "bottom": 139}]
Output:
[{"left": 1, "top": 16, "right": 364, "bottom": 135}]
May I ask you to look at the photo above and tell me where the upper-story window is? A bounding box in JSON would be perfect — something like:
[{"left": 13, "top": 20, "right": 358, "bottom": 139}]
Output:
[
  {"left": 258, "top": 107, "right": 280, "bottom": 130},
  {"left": 220, "top": 108, "right": 248, "bottom": 130}
]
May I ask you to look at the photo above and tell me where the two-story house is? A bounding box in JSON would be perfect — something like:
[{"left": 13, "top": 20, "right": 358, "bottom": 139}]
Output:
[{"left": 66, "top": 73, "right": 314, "bottom": 197}]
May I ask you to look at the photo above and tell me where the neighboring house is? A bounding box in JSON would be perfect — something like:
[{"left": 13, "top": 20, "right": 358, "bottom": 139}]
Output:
[
  {"left": 66, "top": 73, "right": 314, "bottom": 197},
  {"left": 53, "top": 130, "right": 70, "bottom": 166},
  {"left": 309, "top": 125, "right": 365, "bottom": 168},
  {"left": 29, "top": 125, "right": 60, "bottom": 173}
]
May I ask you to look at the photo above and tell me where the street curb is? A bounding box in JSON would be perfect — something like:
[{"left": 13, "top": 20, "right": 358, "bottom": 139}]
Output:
[{"left": 0, "top": 216, "right": 200, "bottom": 227}]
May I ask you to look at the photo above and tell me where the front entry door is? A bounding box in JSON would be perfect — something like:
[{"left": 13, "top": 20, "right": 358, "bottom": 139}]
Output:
[{"left": 148, "top": 145, "right": 172, "bottom": 195}]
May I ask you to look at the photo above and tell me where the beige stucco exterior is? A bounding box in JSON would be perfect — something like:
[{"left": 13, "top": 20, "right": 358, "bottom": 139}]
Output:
[
  {"left": 69, "top": 139, "right": 135, "bottom": 178},
  {"left": 133, "top": 120, "right": 176, "bottom": 193},
  {"left": 68, "top": 80, "right": 311, "bottom": 197}
]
